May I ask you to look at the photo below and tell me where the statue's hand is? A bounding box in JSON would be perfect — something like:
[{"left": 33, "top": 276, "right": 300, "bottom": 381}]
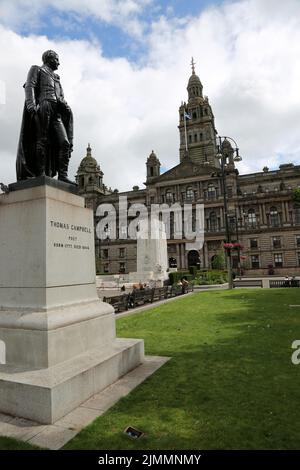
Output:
[{"left": 27, "top": 104, "right": 38, "bottom": 115}]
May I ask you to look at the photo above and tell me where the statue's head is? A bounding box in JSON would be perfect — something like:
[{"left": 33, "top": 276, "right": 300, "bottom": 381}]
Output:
[{"left": 42, "top": 50, "right": 60, "bottom": 71}]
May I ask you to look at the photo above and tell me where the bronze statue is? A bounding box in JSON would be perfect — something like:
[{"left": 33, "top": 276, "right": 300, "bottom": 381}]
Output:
[{"left": 16, "top": 50, "right": 74, "bottom": 184}]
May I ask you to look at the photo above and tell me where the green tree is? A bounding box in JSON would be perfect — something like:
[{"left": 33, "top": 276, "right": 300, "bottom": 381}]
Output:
[
  {"left": 211, "top": 250, "right": 225, "bottom": 270},
  {"left": 292, "top": 188, "right": 300, "bottom": 204}
]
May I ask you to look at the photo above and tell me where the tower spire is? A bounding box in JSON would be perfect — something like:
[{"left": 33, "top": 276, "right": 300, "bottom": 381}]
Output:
[
  {"left": 87, "top": 143, "right": 92, "bottom": 157},
  {"left": 191, "top": 57, "right": 196, "bottom": 75}
]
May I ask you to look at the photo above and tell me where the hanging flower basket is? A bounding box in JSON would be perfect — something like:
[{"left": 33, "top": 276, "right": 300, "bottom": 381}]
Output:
[{"left": 223, "top": 243, "right": 243, "bottom": 249}]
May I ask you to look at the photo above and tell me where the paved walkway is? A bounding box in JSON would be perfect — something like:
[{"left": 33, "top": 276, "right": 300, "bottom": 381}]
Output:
[{"left": 0, "top": 356, "right": 170, "bottom": 450}]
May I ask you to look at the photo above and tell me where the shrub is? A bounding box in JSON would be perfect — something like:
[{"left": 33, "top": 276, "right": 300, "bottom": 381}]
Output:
[
  {"left": 193, "top": 270, "right": 228, "bottom": 285},
  {"left": 189, "top": 266, "right": 197, "bottom": 277},
  {"left": 169, "top": 271, "right": 193, "bottom": 285}
]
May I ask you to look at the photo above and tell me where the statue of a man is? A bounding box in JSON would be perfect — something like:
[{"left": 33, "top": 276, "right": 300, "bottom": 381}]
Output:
[{"left": 16, "top": 50, "right": 74, "bottom": 184}]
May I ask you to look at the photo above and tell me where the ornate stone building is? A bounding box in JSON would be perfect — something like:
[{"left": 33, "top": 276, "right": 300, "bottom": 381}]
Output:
[{"left": 77, "top": 64, "right": 300, "bottom": 277}]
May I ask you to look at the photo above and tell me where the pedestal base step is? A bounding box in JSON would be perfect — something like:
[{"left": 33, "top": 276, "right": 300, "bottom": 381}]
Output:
[{"left": 0, "top": 337, "right": 144, "bottom": 424}]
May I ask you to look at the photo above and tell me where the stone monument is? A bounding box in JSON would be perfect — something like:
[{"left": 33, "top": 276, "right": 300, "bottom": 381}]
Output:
[
  {"left": 0, "top": 52, "right": 144, "bottom": 424},
  {"left": 16, "top": 50, "right": 74, "bottom": 184},
  {"left": 129, "top": 218, "right": 169, "bottom": 286}
]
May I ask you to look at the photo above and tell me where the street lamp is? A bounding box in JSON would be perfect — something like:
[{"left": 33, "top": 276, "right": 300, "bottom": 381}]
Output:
[{"left": 216, "top": 136, "right": 242, "bottom": 289}]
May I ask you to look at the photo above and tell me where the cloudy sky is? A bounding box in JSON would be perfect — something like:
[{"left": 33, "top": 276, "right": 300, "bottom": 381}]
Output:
[{"left": 0, "top": 0, "right": 300, "bottom": 191}]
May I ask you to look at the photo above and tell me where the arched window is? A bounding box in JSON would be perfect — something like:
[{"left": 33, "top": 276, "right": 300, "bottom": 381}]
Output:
[
  {"left": 207, "top": 184, "right": 216, "bottom": 200},
  {"left": 188, "top": 250, "right": 200, "bottom": 268},
  {"left": 209, "top": 211, "right": 217, "bottom": 231},
  {"left": 248, "top": 209, "right": 257, "bottom": 226},
  {"left": 270, "top": 207, "right": 279, "bottom": 227},
  {"left": 194, "top": 134, "right": 198, "bottom": 142},
  {"left": 186, "top": 187, "right": 194, "bottom": 201},
  {"left": 165, "top": 190, "right": 173, "bottom": 203}
]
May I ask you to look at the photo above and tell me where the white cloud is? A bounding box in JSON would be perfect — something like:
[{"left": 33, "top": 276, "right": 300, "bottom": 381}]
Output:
[
  {"left": 0, "top": 0, "right": 152, "bottom": 39},
  {"left": 1, "top": 0, "right": 300, "bottom": 191}
]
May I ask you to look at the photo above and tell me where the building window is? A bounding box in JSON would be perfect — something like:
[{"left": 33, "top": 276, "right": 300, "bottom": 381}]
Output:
[
  {"left": 200, "top": 133, "right": 203, "bottom": 141},
  {"left": 102, "top": 249, "right": 108, "bottom": 259},
  {"left": 189, "top": 135, "right": 192, "bottom": 143},
  {"left": 120, "top": 225, "right": 127, "bottom": 238},
  {"left": 194, "top": 134, "right": 197, "bottom": 142},
  {"left": 209, "top": 211, "right": 218, "bottom": 231},
  {"left": 248, "top": 209, "right": 257, "bottom": 226},
  {"left": 294, "top": 207, "right": 300, "bottom": 225},
  {"left": 270, "top": 207, "right": 280, "bottom": 227},
  {"left": 119, "top": 248, "right": 125, "bottom": 258},
  {"left": 207, "top": 184, "right": 216, "bottom": 200},
  {"left": 296, "top": 235, "right": 300, "bottom": 247},
  {"left": 274, "top": 253, "right": 283, "bottom": 267},
  {"left": 119, "top": 262, "right": 126, "bottom": 273},
  {"left": 250, "top": 238, "right": 258, "bottom": 249},
  {"left": 150, "top": 196, "right": 155, "bottom": 204},
  {"left": 104, "top": 264, "right": 109, "bottom": 273},
  {"left": 207, "top": 240, "right": 221, "bottom": 250},
  {"left": 166, "top": 190, "right": 173, "bottom": 203},
  {"left": 298, "top": 252, "right": 300, "bottom": 266},
  {"left": 227, "top": 186, "right": 233, "bottom": 198},
  {"left": 186, "top": 187, "right": 194, "bottom": 201},
  {"left": 272, "top": 237, "right": 281, "bottom": 249},
  {"left": 168, "top": 244, "right": 176, "bottom": 253},
  {"left": 251, "top": 255, "right": 260, "bottom": 269}
]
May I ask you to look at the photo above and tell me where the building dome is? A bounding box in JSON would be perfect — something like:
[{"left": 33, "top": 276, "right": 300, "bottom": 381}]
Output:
[
  {"left": 78, "top": 144, "right": 99, "bottom": 171},
  {"left": 188, "top": 72, "right": 202, "bottom": 87},
  {"left": 187, "top": 57, "right": 203, "bottom": 100},
  {"left": 147, "top": 150, "right": 160, "bottom": 164},
  {"left": 76, "top": 144, "right": 106, "bottom": 194}
]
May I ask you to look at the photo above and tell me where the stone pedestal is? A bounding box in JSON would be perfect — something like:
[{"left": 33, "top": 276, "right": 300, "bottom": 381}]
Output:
[{"left": 0, "top": 177, "right": 144, "bottom": 423}]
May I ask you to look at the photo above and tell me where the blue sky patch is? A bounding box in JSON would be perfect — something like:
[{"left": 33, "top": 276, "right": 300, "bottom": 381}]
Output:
[{"left": 10, "top": 1, "right": 226, "bottom": 62}]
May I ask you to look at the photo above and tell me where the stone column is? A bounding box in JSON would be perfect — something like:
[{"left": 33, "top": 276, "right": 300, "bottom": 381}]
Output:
[
  {"left": 281, "top": 201, "right": 287, "bottom": 223},
  {"left": 259, "top": 204, "right": 263, "bottom": 225},
  {"left": 262, "top": 203, "right": 267, "bottom": 225},
  {"left": 285, "top": 201, "right": 290, "bottom": 223}
]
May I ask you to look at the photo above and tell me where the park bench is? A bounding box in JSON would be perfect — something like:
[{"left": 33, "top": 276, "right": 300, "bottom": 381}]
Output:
[
  {"left": 151, "top": 287, "right": 169, "bottom": 302},
  {"left": 103, "top": 294, "right": 129, "bottom": 312},
  {"left": 169, "top": 285, "right": 184, "bottom": 297},
  {"left": 185, "top": 283, "right": 194, "bottom": 293},
  {"left": 128, "top": 288, "right": 153, "bottom": 308}
]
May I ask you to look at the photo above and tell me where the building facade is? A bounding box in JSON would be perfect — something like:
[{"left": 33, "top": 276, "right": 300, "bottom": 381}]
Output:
[{"left": 77, "top": 65, "right": 300, "bottom": 277}]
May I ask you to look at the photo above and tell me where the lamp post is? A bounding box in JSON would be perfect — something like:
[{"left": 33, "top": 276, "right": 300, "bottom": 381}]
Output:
[{"left": 216, "top": 136, "right": 242, "bottom": 289}]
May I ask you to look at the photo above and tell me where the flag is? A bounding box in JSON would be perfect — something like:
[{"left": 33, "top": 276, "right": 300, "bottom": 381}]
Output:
[{"left": 184, "top": 111, "right": 191, "bottom": 120}]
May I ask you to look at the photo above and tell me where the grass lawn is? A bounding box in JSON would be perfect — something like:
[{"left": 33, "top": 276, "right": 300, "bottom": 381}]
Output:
[{"left": 1, "top": 288, "right": 300, "bottom": 450}]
